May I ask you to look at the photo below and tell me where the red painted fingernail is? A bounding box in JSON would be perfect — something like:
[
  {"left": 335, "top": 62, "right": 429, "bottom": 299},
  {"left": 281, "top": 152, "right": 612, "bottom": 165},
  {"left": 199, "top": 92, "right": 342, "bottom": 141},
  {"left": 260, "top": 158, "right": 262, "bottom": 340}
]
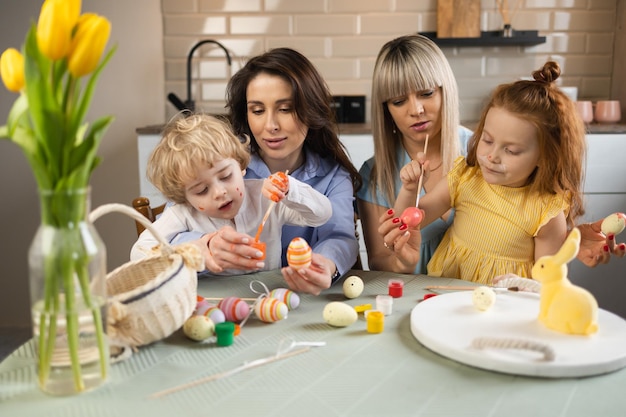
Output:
[
  {"left": 387, "top": 209, "right": 394, "bottom": 215},
  {"left": 608, "top": 234, "right": 615, "bottom": 241},
  {"left": 423, "top": 293, "right": 437, "bottom": 300},
  {"left": 620, "top": 243, "right": 626, "bottom": 250},
  {"left": 392, "top": 217, "right": 400, "bottom": 224},
  {"left": 399, "top": 224, "right": 408, "bottom": 231},
  {"left": 604, "top": 245, "right": 610, "bottom": 252}
]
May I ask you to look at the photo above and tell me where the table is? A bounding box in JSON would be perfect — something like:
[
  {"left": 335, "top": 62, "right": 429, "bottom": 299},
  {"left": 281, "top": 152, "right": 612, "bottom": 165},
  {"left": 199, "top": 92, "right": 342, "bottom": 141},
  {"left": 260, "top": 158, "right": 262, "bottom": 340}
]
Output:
[{"left": 1, "top": 270, "right": 626, "bottom": 416}]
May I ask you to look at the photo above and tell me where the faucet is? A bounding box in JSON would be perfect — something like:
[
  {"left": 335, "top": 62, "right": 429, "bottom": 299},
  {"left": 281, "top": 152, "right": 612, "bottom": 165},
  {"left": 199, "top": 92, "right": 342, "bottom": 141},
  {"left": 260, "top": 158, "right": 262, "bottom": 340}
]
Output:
[{"left": 167, "top": 39, "right": 232, "bottom": 112}]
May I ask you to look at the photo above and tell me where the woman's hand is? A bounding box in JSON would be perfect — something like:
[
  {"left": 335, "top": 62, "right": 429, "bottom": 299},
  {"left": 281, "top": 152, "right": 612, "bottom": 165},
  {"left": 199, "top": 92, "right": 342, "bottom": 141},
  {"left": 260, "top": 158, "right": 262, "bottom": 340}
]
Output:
[
  {"left": 281, "top": 252, "right": 334, "bottom": 295},
  {"left": 577, "top": 216, "right": 626, "bottom": 267},
  {"left": 202, "top": 226, "right": 265, "bottom": 272},
  {"left": 377, "top": 208, "right": 422, "bottom": 272}
]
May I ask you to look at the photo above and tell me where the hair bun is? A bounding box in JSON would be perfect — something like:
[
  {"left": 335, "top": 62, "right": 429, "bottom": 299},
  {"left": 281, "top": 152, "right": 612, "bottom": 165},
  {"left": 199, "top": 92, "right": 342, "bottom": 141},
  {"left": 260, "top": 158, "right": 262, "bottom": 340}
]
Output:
[{"left": 532, "top": 61, "right": 561, "bottom": 84}]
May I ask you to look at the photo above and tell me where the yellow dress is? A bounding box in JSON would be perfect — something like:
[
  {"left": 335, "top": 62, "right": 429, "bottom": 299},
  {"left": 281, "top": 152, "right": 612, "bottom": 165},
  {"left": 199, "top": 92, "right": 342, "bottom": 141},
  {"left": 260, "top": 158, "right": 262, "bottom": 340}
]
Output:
[{"left": 427, "top": 157, "right": 569, "bottom": 285}]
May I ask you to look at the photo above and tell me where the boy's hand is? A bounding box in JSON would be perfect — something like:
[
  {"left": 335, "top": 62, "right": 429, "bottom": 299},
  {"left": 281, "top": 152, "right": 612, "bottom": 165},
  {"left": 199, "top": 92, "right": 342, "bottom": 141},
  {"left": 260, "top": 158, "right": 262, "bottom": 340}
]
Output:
[{"left": 262, "top": 171, "right": 289, "bottom": 202}]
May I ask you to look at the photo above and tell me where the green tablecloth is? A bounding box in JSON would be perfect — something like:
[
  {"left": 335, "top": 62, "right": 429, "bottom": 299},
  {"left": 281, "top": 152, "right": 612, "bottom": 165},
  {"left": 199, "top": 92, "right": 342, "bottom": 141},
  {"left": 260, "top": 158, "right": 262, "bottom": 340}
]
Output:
[{"left": 1, "top": 270, "right": 625, "bottom": 416}]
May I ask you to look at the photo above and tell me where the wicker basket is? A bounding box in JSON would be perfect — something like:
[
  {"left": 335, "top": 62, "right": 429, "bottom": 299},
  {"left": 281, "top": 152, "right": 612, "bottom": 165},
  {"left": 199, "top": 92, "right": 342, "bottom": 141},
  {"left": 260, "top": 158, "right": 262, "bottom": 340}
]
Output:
[{"left": 89, "top": 203, "right": 204, "bottom": 353}]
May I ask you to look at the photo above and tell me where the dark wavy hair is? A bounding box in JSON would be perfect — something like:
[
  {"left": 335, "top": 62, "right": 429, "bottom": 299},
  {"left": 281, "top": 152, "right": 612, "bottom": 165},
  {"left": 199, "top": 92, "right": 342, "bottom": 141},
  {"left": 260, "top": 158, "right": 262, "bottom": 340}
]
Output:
[{"left": 226, "top": 47, "right": 362, "bottom": 192}]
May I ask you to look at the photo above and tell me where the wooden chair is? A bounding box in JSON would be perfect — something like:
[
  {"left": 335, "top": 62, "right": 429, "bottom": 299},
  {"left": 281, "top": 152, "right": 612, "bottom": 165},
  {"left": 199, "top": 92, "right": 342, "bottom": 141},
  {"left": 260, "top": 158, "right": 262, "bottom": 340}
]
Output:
[{"left": 132, "top": 197, "right": 165, "bottom": 236}]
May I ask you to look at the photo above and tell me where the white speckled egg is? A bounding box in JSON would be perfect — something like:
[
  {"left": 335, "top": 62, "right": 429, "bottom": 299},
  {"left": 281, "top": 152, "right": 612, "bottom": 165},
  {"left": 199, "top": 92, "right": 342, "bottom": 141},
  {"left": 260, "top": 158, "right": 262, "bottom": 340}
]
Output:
[
  {"left": 601, "top": 213, "right": 625, "bottom": 236},
  {"left": 472, "top": 286, "right": 496, "bottom": 311},
  {"left": 323, "top": 302, "right": 358, "bottom": 327},
  {"left": 183, "top": 315, "right": 215, "bottom": 341},
  {"left": 342, "top": 275, "right": 364, "bottom": 299}
]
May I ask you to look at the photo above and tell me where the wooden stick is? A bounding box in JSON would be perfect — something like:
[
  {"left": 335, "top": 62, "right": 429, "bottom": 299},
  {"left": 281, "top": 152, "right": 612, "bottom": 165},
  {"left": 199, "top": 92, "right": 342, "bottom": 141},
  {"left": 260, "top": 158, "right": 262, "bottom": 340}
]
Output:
[
  {"left": 149, "top": 346, "right": 311, "bottom": 399},
  {"left": 203, "top": 297, "right": 257, "bottom": 301},
  {"left": 425, "top": 285, "right": 519, "bottom": 292},
  {"left": 255, "top": 169, "right": 289, "bottom": 242},
  {"left": 415, "top": 134, "right": 429, "bottom": 207}
]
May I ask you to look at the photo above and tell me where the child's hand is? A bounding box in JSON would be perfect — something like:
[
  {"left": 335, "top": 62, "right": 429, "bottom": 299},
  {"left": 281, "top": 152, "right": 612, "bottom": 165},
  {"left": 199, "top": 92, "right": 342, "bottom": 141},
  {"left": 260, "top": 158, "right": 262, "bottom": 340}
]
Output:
[
  {"left": 263, "top": 171, "right": 289, "bottom": 202},
  {"left": 399, "top": 152, "right": 429, "bottom": 192}
]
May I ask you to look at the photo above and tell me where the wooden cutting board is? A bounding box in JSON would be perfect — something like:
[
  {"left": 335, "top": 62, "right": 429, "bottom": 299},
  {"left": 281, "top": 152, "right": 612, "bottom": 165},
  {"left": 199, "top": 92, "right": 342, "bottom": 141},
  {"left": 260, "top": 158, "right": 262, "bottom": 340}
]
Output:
[{"left": 437, "top": 0, "right": 481, "bottom": 38}]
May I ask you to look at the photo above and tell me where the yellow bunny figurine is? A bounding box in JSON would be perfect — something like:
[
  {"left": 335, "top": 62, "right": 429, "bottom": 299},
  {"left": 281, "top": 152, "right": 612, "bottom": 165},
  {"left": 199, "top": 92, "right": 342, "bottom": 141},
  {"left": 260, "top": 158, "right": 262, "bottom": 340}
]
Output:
[{"left": 532, "top": 228, "right": 599, "bottom": 335}]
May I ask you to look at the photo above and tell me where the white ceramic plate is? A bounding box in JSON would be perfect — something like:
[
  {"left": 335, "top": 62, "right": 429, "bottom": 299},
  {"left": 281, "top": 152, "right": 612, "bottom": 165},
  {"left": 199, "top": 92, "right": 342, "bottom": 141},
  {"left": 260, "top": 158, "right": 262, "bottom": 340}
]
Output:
[{"left": 410, "top": 291, "right": 626, "bottom": 378}]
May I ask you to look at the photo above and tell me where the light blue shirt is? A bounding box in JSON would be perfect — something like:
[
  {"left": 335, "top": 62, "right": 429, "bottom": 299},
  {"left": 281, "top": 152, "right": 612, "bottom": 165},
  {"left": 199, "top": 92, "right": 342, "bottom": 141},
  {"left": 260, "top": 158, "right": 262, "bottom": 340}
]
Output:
[
  {"left": 356, "top": 126, "right": 473, "bottom": 274},
  {"left": 245, "top": 149, "right": 359, "bottom": 280}
]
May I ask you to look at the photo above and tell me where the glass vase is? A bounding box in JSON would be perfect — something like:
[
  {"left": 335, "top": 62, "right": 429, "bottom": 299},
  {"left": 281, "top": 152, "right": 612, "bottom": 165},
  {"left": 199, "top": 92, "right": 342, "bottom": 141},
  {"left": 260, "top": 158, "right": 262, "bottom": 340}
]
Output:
[{"left": 29, "top": 187, "right": 109, "bottom": 395}]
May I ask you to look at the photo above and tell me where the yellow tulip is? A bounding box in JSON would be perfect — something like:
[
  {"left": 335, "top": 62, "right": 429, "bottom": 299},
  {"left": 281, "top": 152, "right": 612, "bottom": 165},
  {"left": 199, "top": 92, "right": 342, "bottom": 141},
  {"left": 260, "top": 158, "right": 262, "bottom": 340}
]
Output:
[
  {"left": 36, "top": 0, "right": 75, "bottom": 60},
  {"left": 68, "top": 0, "right": 82, "bottom": 26},
  {"left": 0, "top": 48, "right": 25, "bottom": 92},
  {"left": 67, "top": 13, "right": 111, "bottom": 77}
]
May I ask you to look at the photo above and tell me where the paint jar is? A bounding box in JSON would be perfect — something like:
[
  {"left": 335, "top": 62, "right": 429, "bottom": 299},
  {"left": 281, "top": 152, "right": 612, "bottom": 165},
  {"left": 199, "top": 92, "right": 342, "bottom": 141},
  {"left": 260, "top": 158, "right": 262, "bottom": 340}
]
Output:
[
  {"left": 376, "top": 295, "right": 393, "bottom": 315},
  {"left": 366, "top": 310, "right": 384, "bottom": 333},
  {"left": 215, "top": 322, "right": 236, "bottom": 346},
  {"left": 388, "top": 279, "right": 404, "bottom": 298},
  {"left": 250, "top": 241, "right": 266, "bottom": 260}
]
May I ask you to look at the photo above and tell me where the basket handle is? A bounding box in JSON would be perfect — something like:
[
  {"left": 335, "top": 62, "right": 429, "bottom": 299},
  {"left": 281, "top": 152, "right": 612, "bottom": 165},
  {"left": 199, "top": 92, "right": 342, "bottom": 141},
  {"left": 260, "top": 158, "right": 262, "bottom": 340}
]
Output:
[{"left": 89, "top": 203, "right": 172, "bottom": 249}]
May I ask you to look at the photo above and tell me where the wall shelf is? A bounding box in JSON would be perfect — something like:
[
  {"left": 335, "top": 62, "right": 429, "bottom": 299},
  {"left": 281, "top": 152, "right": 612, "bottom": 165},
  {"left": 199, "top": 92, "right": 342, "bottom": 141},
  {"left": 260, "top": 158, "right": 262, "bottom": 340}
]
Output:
[{"left": 418, "top": 30, "right": 546, "bottom": 47}]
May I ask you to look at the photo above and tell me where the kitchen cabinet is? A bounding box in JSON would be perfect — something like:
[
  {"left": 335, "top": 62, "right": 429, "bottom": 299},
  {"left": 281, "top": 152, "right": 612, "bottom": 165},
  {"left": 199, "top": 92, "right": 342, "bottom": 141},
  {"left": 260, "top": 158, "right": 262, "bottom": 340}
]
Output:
[{"left": 568, "top": 133, "right": 626, "bottom": 318}]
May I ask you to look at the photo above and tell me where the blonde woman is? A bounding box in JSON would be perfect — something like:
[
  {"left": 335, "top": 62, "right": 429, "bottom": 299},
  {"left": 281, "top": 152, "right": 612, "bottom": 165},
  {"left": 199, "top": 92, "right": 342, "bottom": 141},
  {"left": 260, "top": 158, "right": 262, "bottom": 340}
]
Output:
[{"left": 357, "top": 34, "right": 472, "bottom": 273}]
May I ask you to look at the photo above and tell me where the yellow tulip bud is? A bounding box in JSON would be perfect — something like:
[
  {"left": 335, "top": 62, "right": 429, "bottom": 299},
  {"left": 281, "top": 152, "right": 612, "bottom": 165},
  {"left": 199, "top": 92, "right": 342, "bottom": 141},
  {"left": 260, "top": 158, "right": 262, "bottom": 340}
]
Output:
[
  {"left": 68, "top": 0, "right": 82, "bottom": 27},
  {"left": 36, "top": 0, "right": 74, "bottom": 60},
  {"left": 67, "top": 13, "right": 111, "bottom": 77},
  {"left": 0, "top": 48, "right": 25, "bottom": 92}
]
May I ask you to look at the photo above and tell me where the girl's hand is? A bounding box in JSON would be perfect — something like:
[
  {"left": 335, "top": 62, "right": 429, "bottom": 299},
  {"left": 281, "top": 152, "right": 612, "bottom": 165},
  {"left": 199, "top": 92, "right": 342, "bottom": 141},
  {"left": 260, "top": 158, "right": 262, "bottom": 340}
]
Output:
[
  {"left": 203, "top": 226, "right": 265, "bottom": 272},
  {"left": 281, "top": 252, "right": 334, "bottom": 295},
  {"left": 577, "top": 216, "right": 626, "bottom": 267},
  {"left": 378, "top": 208, "right": 422, "bottom": 271},
  {"left": 262, "top": 171, "right": 289, "bottom": 202},
  {"left": 399, "top": 152, "right": 430, "bottom": 193}
]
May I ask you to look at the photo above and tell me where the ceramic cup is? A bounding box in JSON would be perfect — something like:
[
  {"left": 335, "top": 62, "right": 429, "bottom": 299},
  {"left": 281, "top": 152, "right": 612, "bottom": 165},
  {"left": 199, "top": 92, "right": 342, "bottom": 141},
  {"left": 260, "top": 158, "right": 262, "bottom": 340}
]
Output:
[
  {"left": 575, "top": 101, "right": 594, "bottom": 124},
  {"left": 594, "top": 100, "right": 622, "bottom": 124}
]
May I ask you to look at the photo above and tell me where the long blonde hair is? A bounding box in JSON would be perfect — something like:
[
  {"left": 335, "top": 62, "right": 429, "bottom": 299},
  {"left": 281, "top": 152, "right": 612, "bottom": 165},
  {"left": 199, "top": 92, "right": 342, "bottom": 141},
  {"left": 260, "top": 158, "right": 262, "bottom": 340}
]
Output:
[
  {"left": 370, "top": 34, "right": 461, "bottom": 204},
  {"left": 467, "top": 61, "right": 586, "bottom": 228},
  {"left": 148, "top": 113, "right": 250, "bottom": 204}
]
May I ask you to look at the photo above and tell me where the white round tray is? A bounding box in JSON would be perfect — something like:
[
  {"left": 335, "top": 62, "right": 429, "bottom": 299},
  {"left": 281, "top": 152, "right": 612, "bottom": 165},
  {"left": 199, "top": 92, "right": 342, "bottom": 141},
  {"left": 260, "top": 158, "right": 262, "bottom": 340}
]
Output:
[{"left": 410, "top": 290, "right": 626, "bottom": 378}]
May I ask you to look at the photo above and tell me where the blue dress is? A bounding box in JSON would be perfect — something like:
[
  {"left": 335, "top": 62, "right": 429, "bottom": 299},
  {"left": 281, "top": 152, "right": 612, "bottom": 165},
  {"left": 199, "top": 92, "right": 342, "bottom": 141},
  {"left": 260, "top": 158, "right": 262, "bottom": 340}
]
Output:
[{"left": 356, "top": 126, "right": 472, "bottom": 274}]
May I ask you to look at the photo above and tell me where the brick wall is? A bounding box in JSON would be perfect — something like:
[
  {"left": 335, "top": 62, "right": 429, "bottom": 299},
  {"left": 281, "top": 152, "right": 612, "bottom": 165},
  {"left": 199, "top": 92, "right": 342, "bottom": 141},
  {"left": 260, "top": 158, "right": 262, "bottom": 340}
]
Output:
[{"left": 161, "top": 0, "right": 619, "bottom": 123}]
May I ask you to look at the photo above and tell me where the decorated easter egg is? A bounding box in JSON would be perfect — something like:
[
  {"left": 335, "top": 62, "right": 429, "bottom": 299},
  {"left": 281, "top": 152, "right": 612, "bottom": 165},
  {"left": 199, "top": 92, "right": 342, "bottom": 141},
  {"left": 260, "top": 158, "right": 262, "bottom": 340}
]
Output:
[
  {"left": 601, "top": 213, "right": 626, "bottom": 236},
  {"left": 400, "top": 207, "right": 424, "bottom": 228},
  {"left": 218, "top": 297, "right": 251, "bottom": 322},
  {"left": 195, "top": 300, "right": 226, "bottom": 324},
  {"left": 472, "top": 286, "right": 496, "bottom": 311},
  {"left": 287, "top": 237, "right": 312, "bottom": 270},
  {"left": 269, "top": 288, "right": 300, "bottom": 310},
  {"left": 342, "top": 275, "right": 364, "bottom": 299},
  {"left": 322, "top": 301, "right": 358, "bottom": 327},
  {"left": 183, "top": 315, "right": 215, "bottom": 341},
  {"left": 255, "top": 297, "right": 289, "bottom": 323}
]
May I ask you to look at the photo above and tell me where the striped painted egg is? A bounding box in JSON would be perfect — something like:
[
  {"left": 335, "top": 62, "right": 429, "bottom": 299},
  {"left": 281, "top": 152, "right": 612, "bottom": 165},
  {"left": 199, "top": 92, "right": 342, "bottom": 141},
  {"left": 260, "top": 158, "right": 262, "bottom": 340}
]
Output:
[
  {"left": 287, "top": 237, "right": 312, "bottom": 270},
  {"left": 217, "top": 296, "right": 250, "bottom": 323},
  {"left": 269, "top": 288, "right": 300, "bottom": 310},
  {"left": 254, "top": 297, "right": 288, "bottom": 323},
  {"left": 195, "top": 301, "right": 226, "bottom": 324}
]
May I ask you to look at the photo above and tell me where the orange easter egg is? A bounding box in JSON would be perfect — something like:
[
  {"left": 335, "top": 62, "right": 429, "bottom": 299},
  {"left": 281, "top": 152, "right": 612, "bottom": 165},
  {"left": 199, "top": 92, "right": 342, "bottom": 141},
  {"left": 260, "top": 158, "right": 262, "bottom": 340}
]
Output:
[{"left": 287, "top": 237, "right": 312, "bottom": 270}]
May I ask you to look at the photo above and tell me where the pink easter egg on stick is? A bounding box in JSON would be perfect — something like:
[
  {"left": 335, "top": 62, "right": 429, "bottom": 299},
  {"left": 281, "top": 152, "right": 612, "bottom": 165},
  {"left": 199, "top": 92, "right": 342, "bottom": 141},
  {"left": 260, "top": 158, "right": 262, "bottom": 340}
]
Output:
[
  {"left": 400, "top": 207, "right": 424, "bottom": 228},
  {"left": 218, "top": 296, "right": 250, "bottom": 322}
]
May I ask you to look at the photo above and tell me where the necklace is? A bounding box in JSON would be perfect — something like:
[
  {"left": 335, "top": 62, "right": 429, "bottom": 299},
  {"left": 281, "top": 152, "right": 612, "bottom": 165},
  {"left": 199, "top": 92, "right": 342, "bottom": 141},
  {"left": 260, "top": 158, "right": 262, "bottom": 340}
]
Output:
[{"left": 429, "top": 160, "right": 443, "bottom": 171}]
